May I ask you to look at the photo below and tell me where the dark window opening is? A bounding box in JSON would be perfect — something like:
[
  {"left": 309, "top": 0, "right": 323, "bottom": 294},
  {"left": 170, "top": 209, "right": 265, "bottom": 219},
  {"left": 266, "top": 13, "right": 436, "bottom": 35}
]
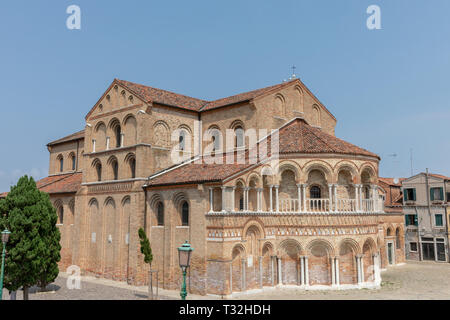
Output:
[
  {"left": 405, "top": 214, "right": 418, "bottom": 226},
  {"left": 59, "top": 158, "right": 64, "bottom": 172},
  {"left": 115, "top": 125, "right": 122, "bottom": 148},
  {"left": 59, "top": 206, "right": 64, "bottom": 225},
  {"left": 71, "top": 156, "right": 76, "bottom": 171},
  {"left": 410, "top": 242, "right": 417, "bottom": 252},
  {"left": 130, "top": 158, "right": 136, "bottom": 179},
  {"left": 157, "top": 202, "right": 164, "bottom": 226},
  {"left": 112, "top": 161, "right": 118, "bottom": 180},
  {"left": 310, "top": 186, "right": 321, "bottom": 199},
  {"left": 96, "top": 163, "right": 102, "bottom": 182},
  {"left": 181, "top": 201, "right": 189, "bottom": 226}
]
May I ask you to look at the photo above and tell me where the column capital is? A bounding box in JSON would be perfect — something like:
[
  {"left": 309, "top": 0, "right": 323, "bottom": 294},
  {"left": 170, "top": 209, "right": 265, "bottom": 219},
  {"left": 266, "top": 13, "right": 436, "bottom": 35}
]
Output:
[
  {"left": 273, "top": 185, "right": 280, "bottom": 189},
  {"left": 296, "top": 183, "right": 303, "bottom": 188}
]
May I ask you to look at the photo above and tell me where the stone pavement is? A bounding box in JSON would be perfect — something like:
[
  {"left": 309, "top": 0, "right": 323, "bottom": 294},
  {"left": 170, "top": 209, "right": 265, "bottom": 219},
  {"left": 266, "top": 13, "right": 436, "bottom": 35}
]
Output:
[{"left": 1, "top": 261, "right": 449, "bottom": 300}]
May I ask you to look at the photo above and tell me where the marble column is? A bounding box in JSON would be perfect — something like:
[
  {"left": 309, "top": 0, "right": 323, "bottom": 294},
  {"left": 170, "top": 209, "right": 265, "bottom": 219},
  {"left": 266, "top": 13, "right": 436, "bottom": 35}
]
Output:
[
  {"left": 331, "top": 256, "right": 336, "bottom": 286},
  {"left": 231, "top": 186, "right": 236, "bottom": 212},
  {"left": 269, "top": 185, "right": 273, "bottom": 212},
  {"left": 221, "top": 186, "right": 226, "bottom": 212},
  {"left": 277, "top": 257, "right": 282, "bottom": 285},
  {"left": 274, "top": 185, "right": 280, "bottom": 213},
  {"left": 356, "top": 256, "right": 361, "bottom": 284},
  {"left": 209, "top": 188, "right": 213, "bottom": 212},
  {"left": 333, "top": 184, "right": 338, "bottom": 213},
  {"left": 335, "top": 257, "right": 340, "bottom": 286},
  {"left": 304, "top": 256, "right": 309, "bottom": 286},
  {"left": 300, "top": 256, "right": 305, "bottom": 286},
  {"left": 355, "top": 184, "right": 360, "bottom": 212},
  {"left": 328, "top": 184, "right": 334, "bottom": 212},
  {"left": 297, "top": 184, "right": 302, "bottom": 212},
  {"left": 302, "top": 184, "right": 307, "bottom": 213},
  {"left": 257, "top": 188, "right": 262, "bottom": 212}
]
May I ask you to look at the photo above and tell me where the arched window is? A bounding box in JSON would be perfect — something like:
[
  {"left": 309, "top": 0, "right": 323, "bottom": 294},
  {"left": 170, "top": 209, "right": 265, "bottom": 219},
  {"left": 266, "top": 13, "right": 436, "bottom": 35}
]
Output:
[
  {"left": 157, "top": 202, "right": 164, "bottom": 226},
  {"left": 130, "top": 158, "right": 136, "bottom": 179},
  {"left": 71, "top": 154, "right": 76, "bottom": 171},
  {"left": 239, "top": 197, "right": 244, "bottom": 211},
  {"left": 179, "top": 131, "right": 186, "bottom": 151},
  {"left": 310, "top": 186, "right": 321, "bottom": 199},
  {"left": 181, "top": 201, "right": 189, "bottom": 226},
  {"left": 115, "top": 125, "right": 122, "bottom": 148},
  {"left": 96, "top": 163, "right": 102, "bottom": 181},
  {"left": 235, "top": 126, "right": 244, "bottom": 148},
  {"left": 58, "top": 206, "right": 64, "bottom": 225},
  {"left": 58, "top": 156, "right": 64, "bottom": 172},
  {"left": 112, "top": 160, "right": 119, "bottom": 180}
]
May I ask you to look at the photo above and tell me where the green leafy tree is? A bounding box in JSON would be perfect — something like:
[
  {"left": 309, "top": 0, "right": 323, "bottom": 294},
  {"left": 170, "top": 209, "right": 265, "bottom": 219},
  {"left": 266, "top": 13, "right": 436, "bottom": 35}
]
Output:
[
  {"left": 138, "top": 228, "right": 155, "bottom": 299},
  {"left": 0, "top": 176, "right": 61, "bottom": 299},
  {"left": 138, "top": 228, "right": 153, "bottom": 267}
]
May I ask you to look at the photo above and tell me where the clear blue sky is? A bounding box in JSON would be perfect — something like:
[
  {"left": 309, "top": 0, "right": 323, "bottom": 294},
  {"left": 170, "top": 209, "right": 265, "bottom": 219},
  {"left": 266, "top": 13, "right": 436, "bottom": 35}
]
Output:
[{"left": 1, "top": 0, "right": 449, "bottom": 191}]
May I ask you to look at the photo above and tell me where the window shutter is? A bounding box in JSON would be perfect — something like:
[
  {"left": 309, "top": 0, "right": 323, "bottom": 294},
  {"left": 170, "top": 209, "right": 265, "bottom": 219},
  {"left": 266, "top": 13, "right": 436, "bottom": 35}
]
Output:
[
  {"left": 439, "top": 188, "right": 444, "bottom": 201},
  {"left": 413, "top": 188, "right": 417, "bottom": 201},
  {"left": 404, "top": 191, "right": 408, "bottom": 202},
  {"left": 430, "top": 188, "right": 434, "bottom": 201}
]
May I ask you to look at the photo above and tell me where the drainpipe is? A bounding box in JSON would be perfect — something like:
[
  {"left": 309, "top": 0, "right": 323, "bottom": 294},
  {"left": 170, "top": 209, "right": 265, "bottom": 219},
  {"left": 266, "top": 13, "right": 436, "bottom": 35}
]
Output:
[{"left": 426, "top": 169, "right": 433, "bottom": 232}]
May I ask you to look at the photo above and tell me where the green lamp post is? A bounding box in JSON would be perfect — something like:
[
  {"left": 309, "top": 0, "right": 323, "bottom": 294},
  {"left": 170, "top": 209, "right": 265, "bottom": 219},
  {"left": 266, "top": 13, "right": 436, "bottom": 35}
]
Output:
[
  {"left": 177, "top": 241, "right": 193, "bottom": 300},
  {"left": 0, "top": 229, "right": 11, "bottom": 301}
]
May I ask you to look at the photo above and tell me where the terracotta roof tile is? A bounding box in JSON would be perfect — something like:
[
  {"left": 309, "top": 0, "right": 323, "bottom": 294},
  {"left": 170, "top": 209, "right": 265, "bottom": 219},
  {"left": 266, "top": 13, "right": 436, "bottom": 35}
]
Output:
[
  {"left": 37, "top": 173, "right": 82, "bottom": 194},
  {"left": 116, "top": 79, "right": 299, "bottom": 112},
  {"left": 0, "top": 173, "right": 82, "bottom": 198},
  {"left": 147, "top": 118, "right": 379, "bottom": 187},
  {"left": 117, "top": 79, "right": 207, "bottom": 111},
  {"left": 47, "top": 130, "right": 85, "bottom": 146}
]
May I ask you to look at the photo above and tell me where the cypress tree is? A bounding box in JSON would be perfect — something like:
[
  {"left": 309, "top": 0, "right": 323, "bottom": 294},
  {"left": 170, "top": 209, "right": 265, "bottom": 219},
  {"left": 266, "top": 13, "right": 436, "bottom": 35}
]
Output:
[{"left": 0, "top": 176, "right": 61, "bottom": 299}]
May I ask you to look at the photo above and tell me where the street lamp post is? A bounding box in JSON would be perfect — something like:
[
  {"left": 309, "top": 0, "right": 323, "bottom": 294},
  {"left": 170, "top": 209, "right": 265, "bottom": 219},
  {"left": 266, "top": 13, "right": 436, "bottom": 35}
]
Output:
[
  {"left": 177, "top": 241, "right": 193, "bottom": 300},
  {"left": 0, "top": 229, "right": 11, "bottom": 301}
]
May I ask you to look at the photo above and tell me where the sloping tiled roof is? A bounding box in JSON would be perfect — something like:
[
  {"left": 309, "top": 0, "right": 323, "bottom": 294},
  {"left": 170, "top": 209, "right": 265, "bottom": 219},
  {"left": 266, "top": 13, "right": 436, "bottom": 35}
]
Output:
[
  {"left": 378, "top": 177, "right": 404, "bottom": 210},
  {"left": 116, "top": 78, "right": 302, "bottom": 112},
  {"left": 0, "top": 173, "right": 82, "bottom": 198},
  {"left": 117, "top": 79, "right": 207, "bottom": 112},
  {"left": 199, "top": 82, "right": 291, "bottom": 111},
  {"left": 277, "top": 119, "right": 379, "bottom": 158},
  {"left": 47, "top": 130, "right": 85, "bottom": 146},
  {"left": 37, "top": 173, "right": 82, "bottom": 194},
  {"left": 147, "top": 118, "right": 379, "bottom": 187},
  {"left": 427, "top": 173, "right": 450, "bottom": 180}
]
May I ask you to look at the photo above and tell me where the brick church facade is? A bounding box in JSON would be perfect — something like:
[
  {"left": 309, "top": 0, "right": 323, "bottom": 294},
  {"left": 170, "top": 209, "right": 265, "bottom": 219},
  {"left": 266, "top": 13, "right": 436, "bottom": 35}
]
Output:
[{"left": 1, "top": 77, "right": 405, "bottom": 296}]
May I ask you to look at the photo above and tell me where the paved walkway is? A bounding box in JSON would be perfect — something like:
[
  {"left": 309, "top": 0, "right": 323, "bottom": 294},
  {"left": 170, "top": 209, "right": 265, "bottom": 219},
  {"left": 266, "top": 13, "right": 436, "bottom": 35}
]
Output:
[{"left": 1, "top": 261, "right": 449, "bottom": 300}]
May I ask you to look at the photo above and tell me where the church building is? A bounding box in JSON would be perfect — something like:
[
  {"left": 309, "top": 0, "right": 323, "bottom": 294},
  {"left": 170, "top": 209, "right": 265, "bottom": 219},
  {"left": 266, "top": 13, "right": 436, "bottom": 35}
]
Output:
[{"left": 1, "top": 77, "right": 405, "bottom": 296}]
